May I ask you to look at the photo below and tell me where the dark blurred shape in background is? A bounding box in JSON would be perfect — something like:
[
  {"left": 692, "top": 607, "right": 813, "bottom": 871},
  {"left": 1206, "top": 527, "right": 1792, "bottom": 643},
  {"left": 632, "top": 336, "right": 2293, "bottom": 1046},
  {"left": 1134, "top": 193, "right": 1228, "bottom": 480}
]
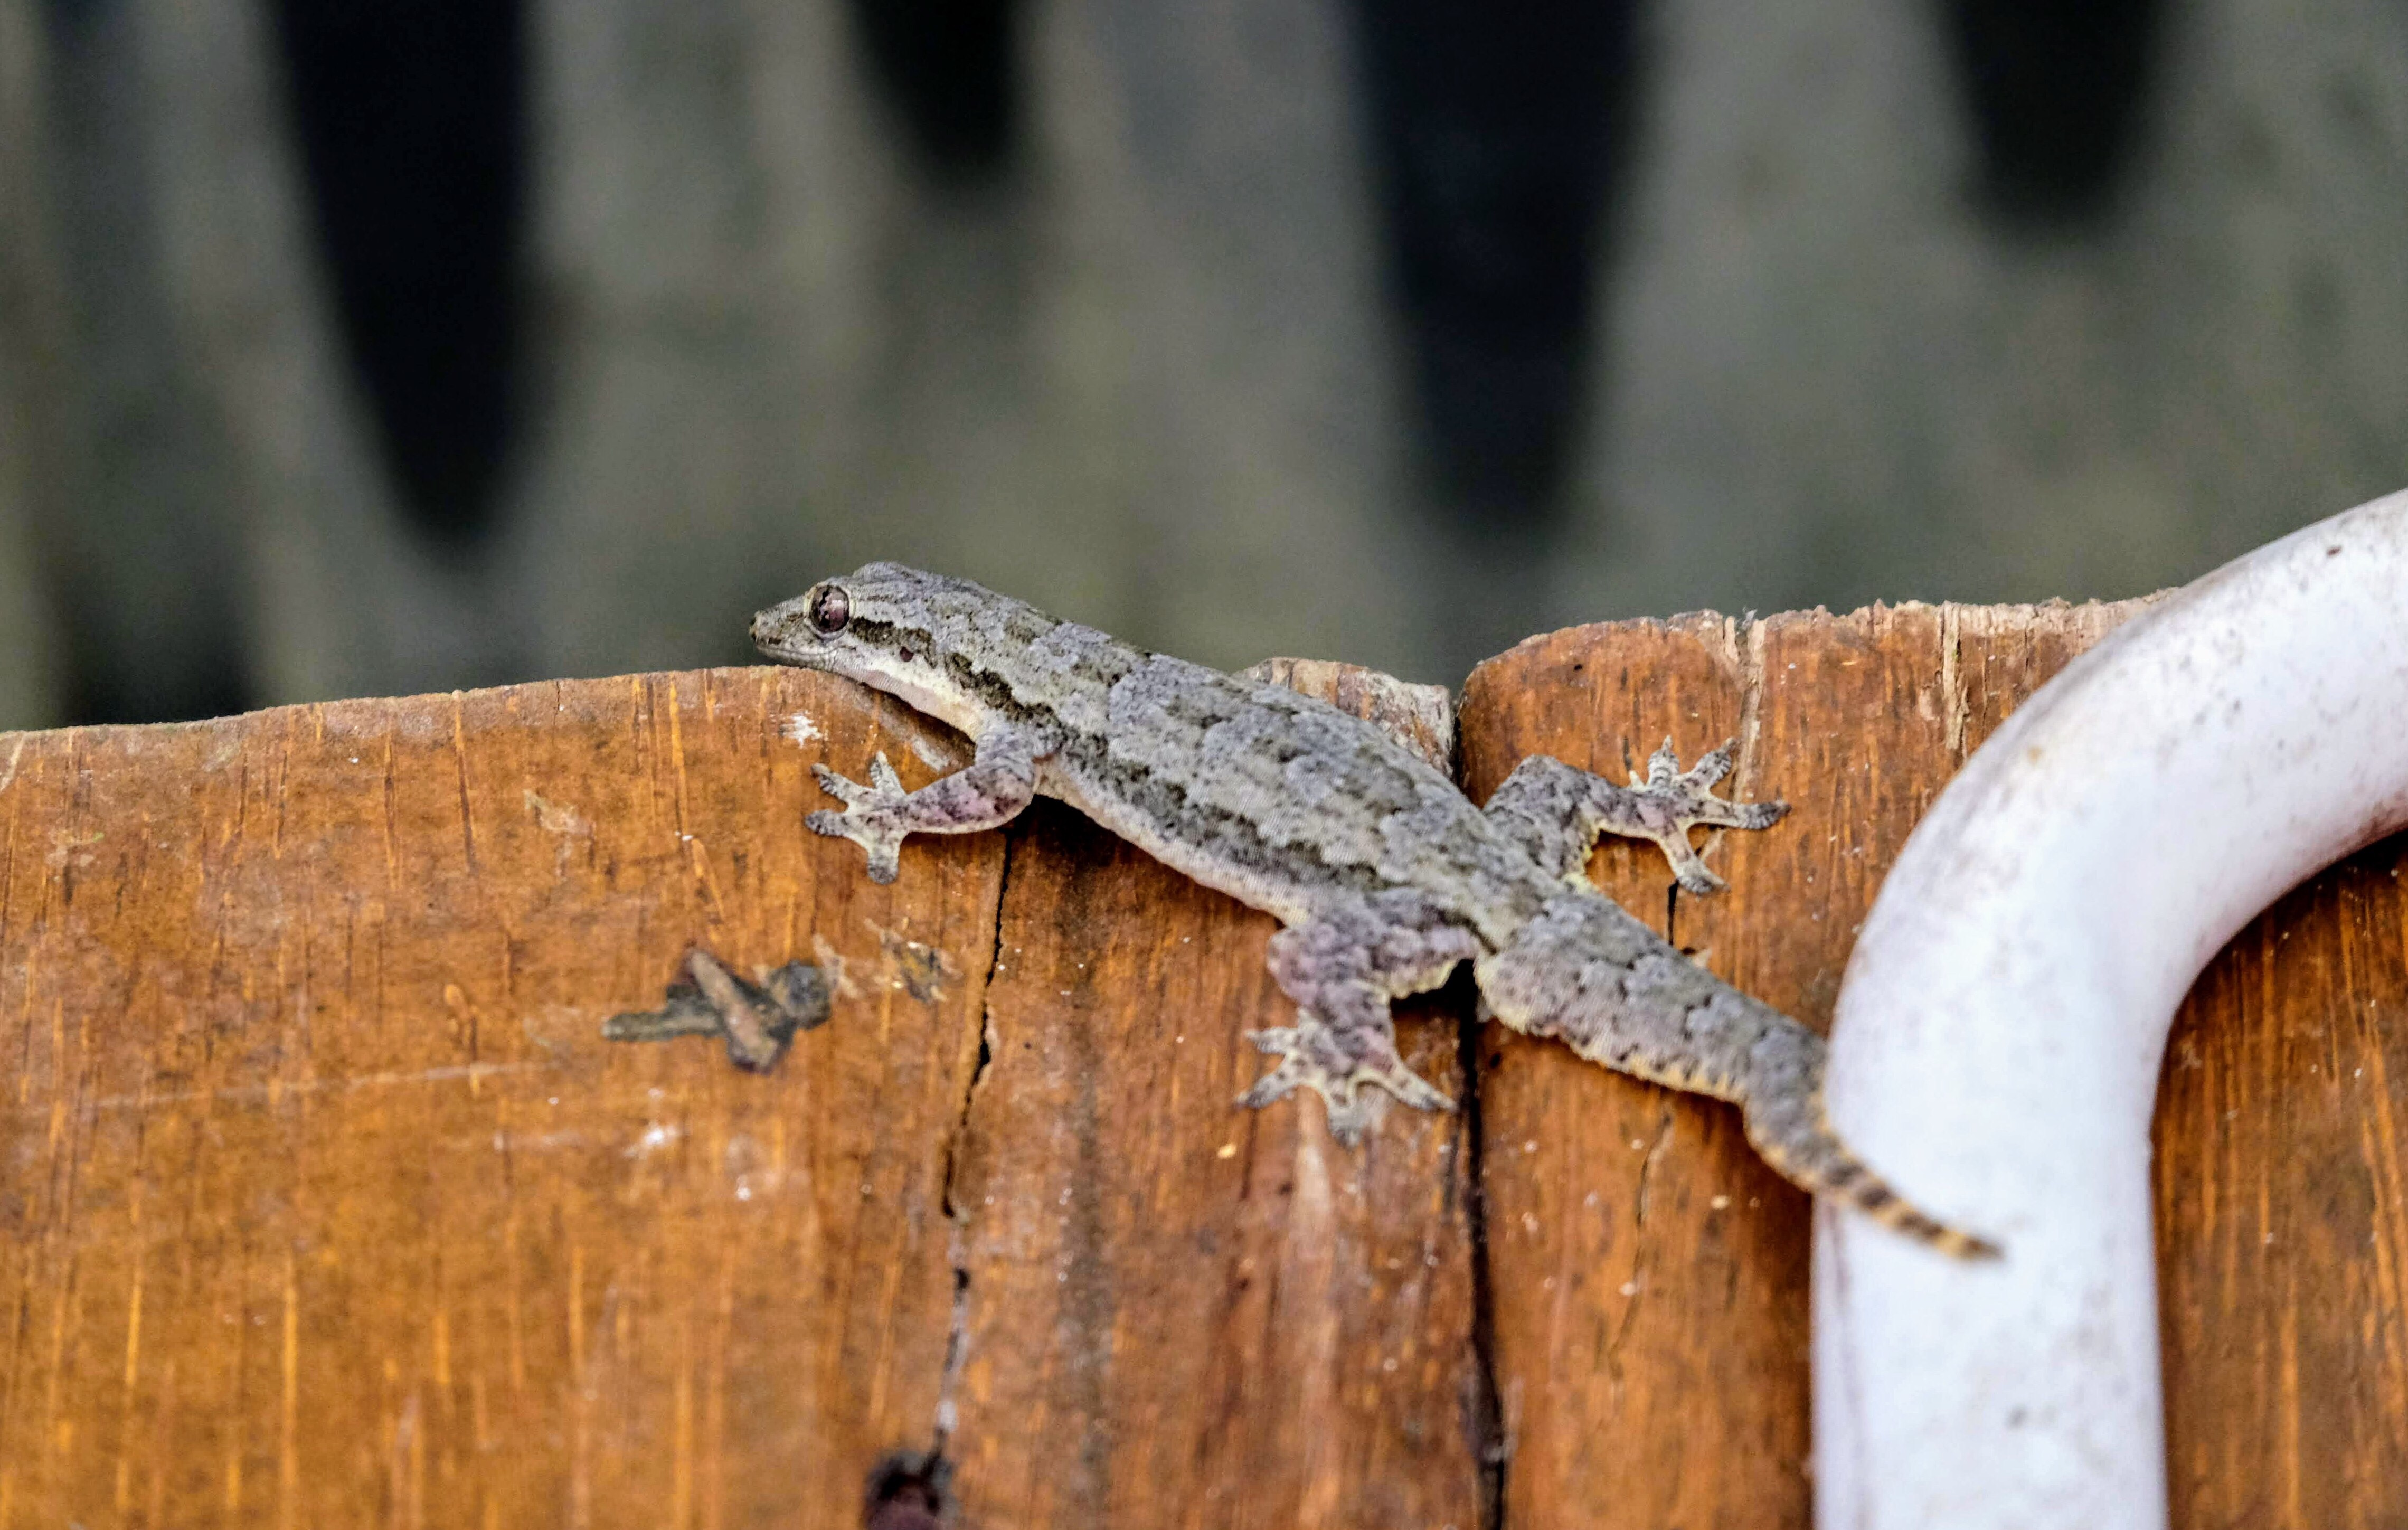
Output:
[
  {"left": 847, "top": 0, "right": 1023, "bottom": 184},
  {"left": 270, "top": 0, "right": 529, "bottom": 551},
  {"left": 1942, "top": 0, "right": 2166, "bottom": 225},
  {"left": 1, "top": 0, "right": 2401, "bottom": 728},
  {"left": 1351, "top": 0, "right": 1642, "bottom": 533}
]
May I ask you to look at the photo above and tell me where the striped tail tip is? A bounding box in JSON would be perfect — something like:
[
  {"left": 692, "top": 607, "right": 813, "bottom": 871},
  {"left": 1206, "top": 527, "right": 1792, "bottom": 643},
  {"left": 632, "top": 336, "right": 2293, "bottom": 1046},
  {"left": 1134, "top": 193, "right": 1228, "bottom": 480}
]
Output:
[
  {"left": 1745, "top": 1096, "right": 2004, "bottom": 1261},
  {"left": 1838, "top": 1173, "right": 2004, "bottom": 1261}
]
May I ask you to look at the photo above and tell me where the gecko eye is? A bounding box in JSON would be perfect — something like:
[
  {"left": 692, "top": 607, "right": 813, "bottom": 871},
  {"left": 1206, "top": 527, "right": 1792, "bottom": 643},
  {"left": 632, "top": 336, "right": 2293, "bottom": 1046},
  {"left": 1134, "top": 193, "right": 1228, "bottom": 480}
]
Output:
[{"left": 807, "top": 584, "right": 851, "bottom": 636}]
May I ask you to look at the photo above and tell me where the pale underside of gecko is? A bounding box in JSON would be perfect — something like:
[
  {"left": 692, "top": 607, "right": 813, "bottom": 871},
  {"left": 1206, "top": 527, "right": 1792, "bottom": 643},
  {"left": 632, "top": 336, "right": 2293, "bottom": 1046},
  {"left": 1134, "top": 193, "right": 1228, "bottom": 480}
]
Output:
[{"left": 752, "top": 563, "right": 1996, "bottom": 1258}]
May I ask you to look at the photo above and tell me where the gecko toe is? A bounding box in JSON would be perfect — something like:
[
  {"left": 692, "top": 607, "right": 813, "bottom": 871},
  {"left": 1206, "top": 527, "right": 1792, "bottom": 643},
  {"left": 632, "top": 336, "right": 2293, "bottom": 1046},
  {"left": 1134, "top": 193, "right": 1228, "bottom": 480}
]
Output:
[
  {"left": 1323, "top": 1091, "right": 1380, "bottom": 1145},
  {"left": 1673, "top": 862, "right": 1727, "bottom": 896},
  {"left": 1374, "top": 1069, "right": 1455, "bottom": 1114},
  {"left": 1682, "top": 740, "right": 1736, "bottom": 788},
  {"left": 806, "top": 806, "right": 908, "bottom": 882},
  {"left": 813, "top": 761, "right": 911, "bottom": 815},
  {"left": 1238, "top": 1017, "right": 1452, "bottom": 1140},
  {"left": 1732, "top": 799, "right": 1788, "bottom": 830},
  {"left": 1641, "top": 739, "right": 1679, "bottom": 788},
  {"left": 805, "top": 809, "right": 846, "bottom": 836},
  {"left": 1236, "top": 1049, "right": 1305, "bottom": 1109},
  {"left": 810, "top": 763, "right": 859, "bottom": 804}
]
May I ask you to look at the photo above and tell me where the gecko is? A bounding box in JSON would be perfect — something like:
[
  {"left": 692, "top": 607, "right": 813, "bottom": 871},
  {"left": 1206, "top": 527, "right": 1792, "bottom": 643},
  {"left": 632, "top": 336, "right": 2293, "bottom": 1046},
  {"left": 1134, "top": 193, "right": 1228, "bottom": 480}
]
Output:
[{"left": 751, "top": 563, "right": 1997, "bottom": 1258}]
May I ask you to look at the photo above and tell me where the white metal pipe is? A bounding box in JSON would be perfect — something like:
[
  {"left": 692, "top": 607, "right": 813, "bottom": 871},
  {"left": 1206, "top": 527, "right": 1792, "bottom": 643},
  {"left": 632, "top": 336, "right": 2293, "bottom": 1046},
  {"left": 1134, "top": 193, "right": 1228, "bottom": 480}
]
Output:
[{"left": 1812, "top": 486, "right": 2408, "bottom": 1529}]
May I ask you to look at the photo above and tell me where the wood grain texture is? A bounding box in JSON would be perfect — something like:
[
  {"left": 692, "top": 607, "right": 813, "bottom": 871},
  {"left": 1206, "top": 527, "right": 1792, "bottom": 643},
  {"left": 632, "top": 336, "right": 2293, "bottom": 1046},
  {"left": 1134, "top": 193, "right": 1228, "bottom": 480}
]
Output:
[
  {"left": 944, "top": 662, "right": 1482, "bottom": 1530},
  {"left": 2, "top": 603, "right": 2403, "bottom": 1529},
  {"left": 1459, "top": 613, "right": 1810, "bottom": 1529},
  {"left": 2157, "top": 840, "right": 2408, "bottom": 1528},
  {"left": 944, "top": 801, "right": 1481, "bottom": 1530},
  {"left": 1462, "top": 597, "right": 2408, "bottom": 1530},
  {"left": 0, "top": 670, "right": 1001, "bottom": 1529}
]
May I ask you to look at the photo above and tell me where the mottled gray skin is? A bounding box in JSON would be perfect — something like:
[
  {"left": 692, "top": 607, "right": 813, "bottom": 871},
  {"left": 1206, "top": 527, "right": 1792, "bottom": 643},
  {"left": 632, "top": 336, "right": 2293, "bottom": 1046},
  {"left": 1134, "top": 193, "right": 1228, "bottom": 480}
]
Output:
[{"left": 753, "top": 563, "right": 1996, "bottom": 1257}]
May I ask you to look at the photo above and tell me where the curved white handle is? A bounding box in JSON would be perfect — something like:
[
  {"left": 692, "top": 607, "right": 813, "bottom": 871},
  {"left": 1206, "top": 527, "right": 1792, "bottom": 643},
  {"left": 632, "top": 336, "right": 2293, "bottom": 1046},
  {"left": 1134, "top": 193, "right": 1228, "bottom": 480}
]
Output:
[{"left": 1812, "top": 487, "right": 2408, "bottom": 1528}]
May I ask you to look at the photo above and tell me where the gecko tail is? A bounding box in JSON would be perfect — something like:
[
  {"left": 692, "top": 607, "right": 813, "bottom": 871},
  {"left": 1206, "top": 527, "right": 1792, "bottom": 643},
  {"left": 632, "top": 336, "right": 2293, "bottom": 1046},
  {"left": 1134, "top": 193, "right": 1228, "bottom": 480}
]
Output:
[{"left": 1742, "top": 1046, "right": 2003, "bottom": 1260}]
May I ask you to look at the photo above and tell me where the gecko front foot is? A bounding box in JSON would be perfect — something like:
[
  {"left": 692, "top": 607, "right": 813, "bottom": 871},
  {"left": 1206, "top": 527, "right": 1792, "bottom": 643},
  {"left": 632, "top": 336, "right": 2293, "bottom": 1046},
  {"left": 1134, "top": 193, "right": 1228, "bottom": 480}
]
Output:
[
  {"left": 807, "top": 753, "right": 912, "bottom": 882},
  {"left": 1238, "top": 1017, "right": 1454, "bottom": 1146},
  {"left": 1625, "top": 738, "right": 1788, "bottom": 894}
]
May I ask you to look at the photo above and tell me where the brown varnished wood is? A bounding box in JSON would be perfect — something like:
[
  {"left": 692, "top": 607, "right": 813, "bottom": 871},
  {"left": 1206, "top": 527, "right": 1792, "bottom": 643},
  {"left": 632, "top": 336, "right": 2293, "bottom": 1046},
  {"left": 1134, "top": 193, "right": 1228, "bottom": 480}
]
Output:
[
  {"left": 1461, "top": 612, "right": 1815, "bottom": 1530},
  {"left": 1, "top": 604, "right": 2402, "bottom": 1528},
  {"left": 944, "top": 665, "right": 1483, "bottom": 1530},
  {"left": 942, "top": 800, "right": 1482, "bottom": 1529},
  {"left": 0, "top": 670, "right": 1000, "bottom": 1529},
  {"left": 2156, "top": 841, "right": 2408, "bottom": 1528}
]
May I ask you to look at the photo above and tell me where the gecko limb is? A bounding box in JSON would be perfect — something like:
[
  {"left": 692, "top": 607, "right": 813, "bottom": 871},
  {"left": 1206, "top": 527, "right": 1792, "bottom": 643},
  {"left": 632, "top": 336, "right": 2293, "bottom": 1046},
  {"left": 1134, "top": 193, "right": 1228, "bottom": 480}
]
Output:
[
  {"left": 1483, "top": 741, "right": 1786, "bottom": 895},
  {"left": 1239, "top": 890, "right": 1482, "bottom": 1144},
  {"left": 1476, "top": 893, "right": 1998, "bottom": 1258},
  {"left": 807, "top": 729, "right": 1042, "bottom": 883},
  {"left": 603, "top": 948, "right": 833, "bottom": 1071}
]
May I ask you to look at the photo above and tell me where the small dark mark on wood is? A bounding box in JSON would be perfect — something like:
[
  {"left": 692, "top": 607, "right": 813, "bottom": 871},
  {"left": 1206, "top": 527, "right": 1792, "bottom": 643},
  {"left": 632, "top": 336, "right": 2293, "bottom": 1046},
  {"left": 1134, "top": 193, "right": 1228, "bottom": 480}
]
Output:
[
  {"left": 877, "top": 928, "right": 954, "bottom": 1004},
  {"left": 864, "top": 1449, "right": 951, "bottom": 1530},
  {"left": 601, "top": 947, "right": 833, "bottom": 1071}
]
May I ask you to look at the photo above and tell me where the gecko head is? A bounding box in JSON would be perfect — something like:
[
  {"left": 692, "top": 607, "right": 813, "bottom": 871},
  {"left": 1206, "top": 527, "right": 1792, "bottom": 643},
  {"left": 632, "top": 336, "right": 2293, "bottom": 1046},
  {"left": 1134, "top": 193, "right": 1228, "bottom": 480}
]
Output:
[
  {"left": 752, "top": 563, "right": 1006, "bottom": 731},
  {"left": 752, "top": 563, "right": 930, "bottom": 674}
]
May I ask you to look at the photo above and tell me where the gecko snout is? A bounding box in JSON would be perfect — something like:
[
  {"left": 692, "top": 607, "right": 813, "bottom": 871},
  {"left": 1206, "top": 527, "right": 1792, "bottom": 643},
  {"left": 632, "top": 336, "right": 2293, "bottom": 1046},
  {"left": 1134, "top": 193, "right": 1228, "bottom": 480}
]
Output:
[{"left": 750, "top": 597, "right": 809, "bottom": 654}]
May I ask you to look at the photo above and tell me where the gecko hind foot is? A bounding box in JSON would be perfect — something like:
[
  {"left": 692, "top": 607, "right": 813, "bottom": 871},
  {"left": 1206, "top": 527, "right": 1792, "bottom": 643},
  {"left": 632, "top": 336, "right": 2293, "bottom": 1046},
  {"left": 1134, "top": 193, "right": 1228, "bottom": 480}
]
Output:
[
  {"left": 1238, "top": 1017, "right": 1453, "bottom": 1146},
  {"left": 1630, "top": 738, "right": 1788, "bottom": 895},
  {"left": 808, "top": 753, "right": 911, "bottom": 883}
]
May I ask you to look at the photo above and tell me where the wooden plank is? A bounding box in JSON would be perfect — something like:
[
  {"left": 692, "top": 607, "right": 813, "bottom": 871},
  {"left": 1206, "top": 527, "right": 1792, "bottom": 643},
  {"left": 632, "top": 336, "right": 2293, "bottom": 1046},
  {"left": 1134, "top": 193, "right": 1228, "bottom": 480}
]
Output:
[
  {"left": 2156, "top": 842, "right": 2408, "bottom": 1527},
  {"left": 943, "top": 662, "right": 1484, "bottom": 1529},
  {"left": 1462, "top": 599, "right": 2408, "bottom": 1530},
  {"left": 0, "top": 671, "right": 1000, "bottom": 1529},
  {"left": 1459, "top": 612, "right": 1815, "bottom": 1529}
]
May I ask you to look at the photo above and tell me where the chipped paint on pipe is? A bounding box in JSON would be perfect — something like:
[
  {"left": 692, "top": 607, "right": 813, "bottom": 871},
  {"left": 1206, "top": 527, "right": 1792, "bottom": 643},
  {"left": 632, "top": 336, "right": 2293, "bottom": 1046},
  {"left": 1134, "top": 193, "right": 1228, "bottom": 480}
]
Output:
[{"left": 1812, "top": 486, "right": 2408, "bottom": 1529}]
